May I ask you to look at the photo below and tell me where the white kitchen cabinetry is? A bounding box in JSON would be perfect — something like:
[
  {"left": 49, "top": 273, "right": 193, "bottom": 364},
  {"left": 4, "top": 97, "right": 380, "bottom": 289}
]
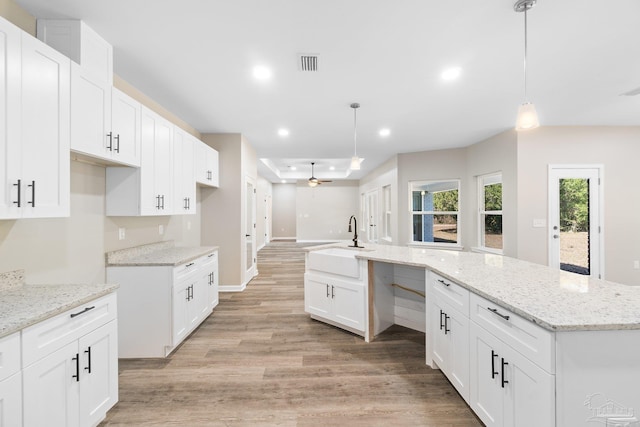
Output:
[
  {"left": 200, "top": 251, "right": 219, "bottom": 312},
  {"left": 107, "top": 251, "right": 218, "bottom": 358},
  {"left": 36, "top": 20, "right": 141, "bottom": 168},
  {"left": 0, "top": 332, "right": 22, "bottom": 426},
  {"left": 0, "top": 17, "right": 70, "bottom": 220},
  {"left": 106, "top": 106, "right": 173, "bottom": 216},
  {"left": 110, "top": 87, "right": 142, "bottom": 166},
  {"left": 429, "top": 272, "right": 470, "bottom": 402},
  {"left": 468, "top": 294, "right": 554, "bottom": 427},
  {"left": 22, "top": 293, "right": 118, "bottom": 427},
  {"left": 195, "top": 139, "right": 219, "bottom": 187},
  {"left": 304, "top": 272, "right": 366, "bottom": 333},
  {"left": 173, "top": 128, "right": 196, "bottom": 214}
]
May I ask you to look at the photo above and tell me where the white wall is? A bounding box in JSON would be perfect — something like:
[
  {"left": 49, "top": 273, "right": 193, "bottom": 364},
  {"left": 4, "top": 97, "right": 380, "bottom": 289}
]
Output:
[
  {"left": 296, "top": 181, "right": 359, "bottom": 242},
  {"left": 397, "top": 148, "right": 467, "bottom": 247},
  {"left": 465, "top": 130, "right": 518, "bottom": 257},
  {"left": 272, "top": 184, "right": 297, "bottom": 240},
  {"left": 517, "top": 126, "right": 640, "bottom": 285}
]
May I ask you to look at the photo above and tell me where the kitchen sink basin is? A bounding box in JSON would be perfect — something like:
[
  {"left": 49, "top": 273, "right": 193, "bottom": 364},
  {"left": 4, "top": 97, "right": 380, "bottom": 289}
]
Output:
[{"left": 307, "top": 247, "right": 361, "bottom": 278}]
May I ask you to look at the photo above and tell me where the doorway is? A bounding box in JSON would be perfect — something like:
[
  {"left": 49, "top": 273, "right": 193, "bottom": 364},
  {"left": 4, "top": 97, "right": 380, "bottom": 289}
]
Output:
[
  {"left": 548, "top": 165, "right": 603, "bottom": 278},
  {"left": 245, "top": 177, "right": 257, "bottom": 283},
  {"left": 365, "top": 189, "right": 379, "bottom": 243}
]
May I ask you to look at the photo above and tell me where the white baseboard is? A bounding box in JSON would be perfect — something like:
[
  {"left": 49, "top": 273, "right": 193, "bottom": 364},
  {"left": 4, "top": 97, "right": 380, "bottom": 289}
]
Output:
[
  {"left": 295, "top": 239, "right": 345, "bottom": 243},
  {"left": 219, "top": 283, "right": 247, "bottom": 292}
]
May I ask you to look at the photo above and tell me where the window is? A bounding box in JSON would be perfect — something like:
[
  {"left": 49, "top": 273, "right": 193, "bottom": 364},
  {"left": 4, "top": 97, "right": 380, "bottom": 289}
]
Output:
[
  {"left": 409, "top": 180, "right": 460, "bottom": 246},
  {"left": 478, "top": 173, "right": 503, "bottom": 253},
  {"left": 382, "top": 185, "right": 392, "bottom": 241}
]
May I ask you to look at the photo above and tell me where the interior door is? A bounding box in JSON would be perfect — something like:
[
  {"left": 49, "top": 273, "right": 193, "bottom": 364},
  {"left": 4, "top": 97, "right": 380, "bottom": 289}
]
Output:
[
  {"left": 245, "top": 178, "right": 257, "bottom": 283},
  {"left": 365, "top": 189, "right": 379, "bottom": 243},
  {"left": 548, "top": 166, "right": 602, "bottom": 278}
]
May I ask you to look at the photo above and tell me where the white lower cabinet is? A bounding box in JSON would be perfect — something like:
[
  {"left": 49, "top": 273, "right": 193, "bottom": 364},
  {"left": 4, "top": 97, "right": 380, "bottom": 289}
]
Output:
[
  {"left": 200, "top": 251, "right": 219, "bottom": 312},
  {"left": 21, "top": 293, "right": 118, "bottom": 427},
  {"left": 108, "top": 251, "right": 218, "bottom": 358},
  {"left": 0, "top": 332, "right": 22, "bottom": 426},
  {"left": 468, "top": 316, "right": 554, "bottom": 427},
  {"left": 431, "top": 294, "right": 470, "bottom": 402},
  {"left": 304, "top": 272, "right": 366, "bottom": 333}
]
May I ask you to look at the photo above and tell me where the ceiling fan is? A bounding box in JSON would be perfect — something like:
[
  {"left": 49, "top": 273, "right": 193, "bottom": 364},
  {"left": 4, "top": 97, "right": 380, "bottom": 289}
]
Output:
[{"left": 308, "top": 162, "right": 332, "bottom": 187}]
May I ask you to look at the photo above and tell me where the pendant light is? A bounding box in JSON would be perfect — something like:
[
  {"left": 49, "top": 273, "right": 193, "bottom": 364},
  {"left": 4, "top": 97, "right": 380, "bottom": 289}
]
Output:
[
  {"left": 514, "top": 0, "right": 540, "bottom": 130},
  {"left": 350, "top": 103, "right": 361, "bottom": 170}
]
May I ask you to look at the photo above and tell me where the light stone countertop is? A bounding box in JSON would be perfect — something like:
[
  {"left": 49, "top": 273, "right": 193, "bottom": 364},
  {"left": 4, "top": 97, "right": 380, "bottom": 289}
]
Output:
[
  {"left": 305, "top": 242, "right": 640, "bottom": 332},
  {"left": 0, "top": 277, "right": 118, "bottom": 339},
  {"left": 106, "top": 241, "right": 219, "bottom": 267}
]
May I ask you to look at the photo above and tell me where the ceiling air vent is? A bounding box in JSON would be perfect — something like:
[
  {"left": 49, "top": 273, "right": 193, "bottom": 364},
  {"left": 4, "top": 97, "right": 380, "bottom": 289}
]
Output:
[
  {"left": 298, "top": 54, "right": 319, "bottom": 72},
  {"left": 620, "top": 86, "right": 640, "bottom": 96}
]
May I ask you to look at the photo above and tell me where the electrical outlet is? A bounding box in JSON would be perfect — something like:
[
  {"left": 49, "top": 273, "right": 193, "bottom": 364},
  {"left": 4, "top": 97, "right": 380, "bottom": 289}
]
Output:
[
  {"left": 159, "top": 225, "right": 164, "bottom": 235},
  {"left": 118, "top": 227, "right": 126, "bottom": 240},
  {"left": 634, "top": 260, "right": 640, "bottom": 270},
  {"left": 187, "top": 221, "right": 191, "bottom": 231}
]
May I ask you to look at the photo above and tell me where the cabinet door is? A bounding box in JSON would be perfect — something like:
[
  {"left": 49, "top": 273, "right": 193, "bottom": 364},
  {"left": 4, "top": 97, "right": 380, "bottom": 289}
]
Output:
[
  {"left": 0, "top": 372, "right": 22, "bottom": 426},
  {"left": 78, "top": 320, "right": 119, "bottom": 427},
  {"left": 446, "top": 307, "right": 470, "bottom": 402},
  {"left": 173, "top": 129, "right": 196, "bottom": 215},
  {"left": 0, "top": 18, "right": 22, "bottom": 219},
  {"left": 154, "top": 115, "right": 173, "bottom": 213},
  {"left": 190, "top": 278, "right": 209, "bottom": 325},
  {"left": 331, "top": 278, "right": 366, "bottom": 332},
  {"left": 111, "top": 87, "right": 141, "bottom": 167},
  {"left": 20, "top": 34, "right": 70, "bottom": 218},
  {"left": 431, "top": 299, "right": 450, "bottom": 374},
  {"left": 304, "top": 274, "right": 332, "bottom": 319},
  {"left": 209, "top": 148, "right": 219, "bottom": 187},
  {"left": 23, "top": 341, "right": 80, "bottom": 427},
  {"left": 207, "top": 268, "right": 219, "bottom": 311},
  {"left": 502, "top": 345, "right": 555, "bottom": 427},
  {"left": 70, "top": 62, "right": 111, "bottom": 160},
  {"left": 470, "top": 322, "right": 504, "bottom": 427},
  {"left": 172, "top": 283, "right": 190, "bottom": 345}
]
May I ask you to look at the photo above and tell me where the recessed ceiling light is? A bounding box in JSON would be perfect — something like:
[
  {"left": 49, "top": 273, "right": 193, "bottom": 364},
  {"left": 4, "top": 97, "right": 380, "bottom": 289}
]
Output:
[
  {"left": 281, "top": 180, "right": 287, "bottom": 184},
  {"left": 253, "top": 65, "right": 272, "bottom": 81},
  {"left": 278, "top": 128, "right": 289, "bottom": 137},
  {"left": 329, "top": 166, "right": 335, "bottom": 171},
  {"left": 289, "top": 166, "right": 297, "bottom": 171},
  {"left": 441, "top": 67, "right": 462, "bottom": 81},
  {"left": 379, "top": 128, "right": 391, "bottom": 137}
]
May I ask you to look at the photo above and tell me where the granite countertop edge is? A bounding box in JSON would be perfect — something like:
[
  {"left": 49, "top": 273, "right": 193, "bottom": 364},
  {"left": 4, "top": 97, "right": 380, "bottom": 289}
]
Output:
[
  {"left": 106, "top": 245, "right": 219, "bottom": 267},
  {"left": 0, "top": 284, "right": 119, "bottom": 339},
  {"left": 305, "top": 242, "right": 640, "bottom": 333}
]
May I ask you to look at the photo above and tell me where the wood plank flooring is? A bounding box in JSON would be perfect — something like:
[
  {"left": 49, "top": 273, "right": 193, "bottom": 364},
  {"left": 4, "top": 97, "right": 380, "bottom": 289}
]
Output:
[{"left": 100, "top": 242, "right": 482, "bottom": 426}]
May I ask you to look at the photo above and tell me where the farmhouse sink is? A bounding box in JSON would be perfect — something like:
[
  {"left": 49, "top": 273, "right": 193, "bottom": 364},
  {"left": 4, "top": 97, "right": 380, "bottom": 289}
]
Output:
[{"left": 307, "top": 247, "right": 362, "bottom": 278}]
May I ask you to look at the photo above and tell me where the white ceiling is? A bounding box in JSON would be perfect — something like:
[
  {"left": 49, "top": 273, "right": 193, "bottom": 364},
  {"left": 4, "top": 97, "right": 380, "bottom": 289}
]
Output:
[{"left": 15, "top": 0, "right": 640, "bottom": 182}]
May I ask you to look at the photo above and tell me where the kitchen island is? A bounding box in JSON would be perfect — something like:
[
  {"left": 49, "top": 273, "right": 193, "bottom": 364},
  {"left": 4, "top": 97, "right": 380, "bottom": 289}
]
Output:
[{"left": 304, "top": 243, "right": 640, "bottom": 427}]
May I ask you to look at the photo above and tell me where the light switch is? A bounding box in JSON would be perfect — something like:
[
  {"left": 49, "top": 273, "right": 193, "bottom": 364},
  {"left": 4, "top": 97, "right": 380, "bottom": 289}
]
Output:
[
  {"left": 634, "top": 260, "right": 640, "bottom": 270},
  {"left": 118, "top": 228, "right": 126, "bottom": 240}
]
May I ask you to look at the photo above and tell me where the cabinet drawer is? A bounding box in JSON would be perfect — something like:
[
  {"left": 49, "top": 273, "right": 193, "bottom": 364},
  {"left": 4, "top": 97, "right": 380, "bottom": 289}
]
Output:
[
  {"left": 430, "top": 271, "right": 469, "bottom": 316},
  {"left": 22, "top": 293, "right": 117, "bottom": 367},
  {"left": 173, "top": 260, "right": 200, "bottom": 282},
  {"left": 198, "top": 251, "right": 218, "bottom": 269},
  {"left": 470, "top": 293, "right": 555, "bottom": 373},
  {"left": 0, "top": 332, "right": 21, "bottom": 381}
]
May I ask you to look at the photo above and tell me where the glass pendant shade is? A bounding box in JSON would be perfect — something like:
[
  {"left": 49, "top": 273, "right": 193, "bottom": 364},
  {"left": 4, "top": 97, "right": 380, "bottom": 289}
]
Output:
[
  {"left": 350, "top": 156, "right": 361, "bottom": 170},
  {"left": 515, "top": 102, "right": 540, "bottom": 130}
]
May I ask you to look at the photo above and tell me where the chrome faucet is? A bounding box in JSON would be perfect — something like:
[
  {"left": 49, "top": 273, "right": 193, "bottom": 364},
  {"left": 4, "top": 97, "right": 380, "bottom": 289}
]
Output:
[{"left": 348, "top": 215, "right": 363, "bottom": 248}]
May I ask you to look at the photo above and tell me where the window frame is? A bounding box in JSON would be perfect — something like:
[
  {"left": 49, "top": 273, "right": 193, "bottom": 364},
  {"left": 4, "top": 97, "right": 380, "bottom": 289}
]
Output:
[
  {"left": 408, "top": 179, "right": 462, "bottom": 249},
  {"left": 382, "top": 185, "right": 392, "bottom": 242},
  {"left": 477, "top": 172, "right": 503, "bottom": 254}
]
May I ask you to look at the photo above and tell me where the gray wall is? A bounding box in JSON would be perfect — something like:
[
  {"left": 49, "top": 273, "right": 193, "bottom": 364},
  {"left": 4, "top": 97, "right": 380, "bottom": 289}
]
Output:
[
  {"left": 295, "top": 181, "right": 359, "bottom": 242},
  {"left": 272, "top": 184, "right": 297, "bottom": 240}
]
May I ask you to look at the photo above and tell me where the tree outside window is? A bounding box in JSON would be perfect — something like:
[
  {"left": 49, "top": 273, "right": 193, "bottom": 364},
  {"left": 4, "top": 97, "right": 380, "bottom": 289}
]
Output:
[
  {"left": 410, "top": 180, "right": 460, "bottom": 246},
  {"left": 478, "top": 173, "right": 503, "bottom": 252}
]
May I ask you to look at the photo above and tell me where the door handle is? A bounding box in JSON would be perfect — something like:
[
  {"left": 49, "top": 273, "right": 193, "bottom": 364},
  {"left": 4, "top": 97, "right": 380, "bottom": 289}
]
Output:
[
  {"left": 553, "top": 234, "right": 559, "bottom": 239},
  {"left": 491, "top": 350, "right": 498, "bottom": 379},
  {"left": 84, "top": 346, "right": 92, "bottom": 374},
  {"left": 72, "top": 353, "right": 80, "bottom": 382},
  {"left": 245, "top": 234, "right": 251, "bottom": 237},
  {"left": 501, "top": 358, "right": 509, "bottom": 388},
  {"left": 27, "top": 181, "right": 35, "bottom": 207},
  {"left": 13, "top": 180, "right": 21, "bottom": 207}
]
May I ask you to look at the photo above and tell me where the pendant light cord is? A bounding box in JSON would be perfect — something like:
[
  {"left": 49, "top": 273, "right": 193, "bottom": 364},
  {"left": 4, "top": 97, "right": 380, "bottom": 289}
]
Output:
[
  {"left": 523, "top": 5, "right": 529, "bottom": 102},
  {"left": 353, "top": 106, "right": 358, "bottom": 157}
]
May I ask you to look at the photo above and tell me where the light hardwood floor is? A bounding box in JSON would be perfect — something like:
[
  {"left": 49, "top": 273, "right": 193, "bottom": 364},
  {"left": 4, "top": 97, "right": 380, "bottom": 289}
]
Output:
[{"left": 100, "top": 242, "right": 482, "bottom": 426}]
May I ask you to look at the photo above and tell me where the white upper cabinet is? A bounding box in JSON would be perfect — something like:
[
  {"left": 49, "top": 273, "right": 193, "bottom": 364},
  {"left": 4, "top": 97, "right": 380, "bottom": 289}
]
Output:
[
  {"left": 37, "top": 20, "right": 141, "bottom": 167},
  {"left": 173, "top": 128, "right": 196, "bottom": 215},
  {"left": 0, "top": 17, "right": 70, "bottom": 220},
  {"left": 110, "top": 87, "right": 142, "bottom": 167},
  {"left": 106, "top": 106, "right": 173, "bottom": 216},
  {"left": 195, "top": 140, "right": 219, "bottom": 187}
]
